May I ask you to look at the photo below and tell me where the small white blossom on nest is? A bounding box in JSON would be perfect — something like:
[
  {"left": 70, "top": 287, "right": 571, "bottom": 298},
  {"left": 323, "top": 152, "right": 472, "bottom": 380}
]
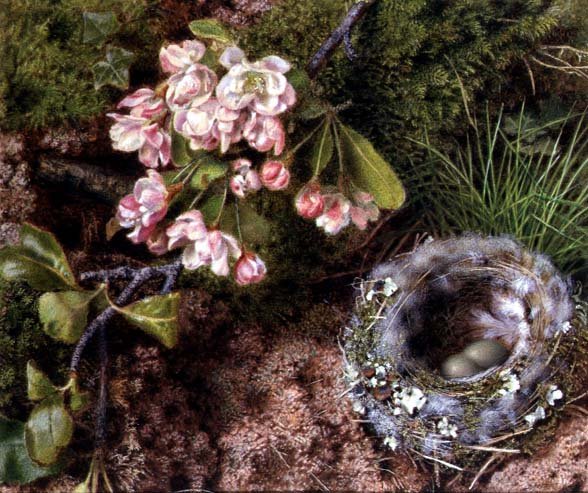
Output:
[
  {"left": 393, "top": 387, "right": 427, "bottom": 415},
  {"left": 436, "top": 417, "right": 458, "bottom": 438},
  {"left": 558, "top": 321, "right": 572, "bottom": 334},
  {"left": 546, "top": 385, "right": 563, "bottom": 406},
  {"left": 383, "top": 436, "right": 399, "bottom": 451},
  {"left": 524, "top": 406, "right": 546, "bottom": 427},
  {"left": 366, "top": 277, "right": 398, "bottom": 301},
  {"left": 498, "top": 370, "right": 520, "bottom": 395}
]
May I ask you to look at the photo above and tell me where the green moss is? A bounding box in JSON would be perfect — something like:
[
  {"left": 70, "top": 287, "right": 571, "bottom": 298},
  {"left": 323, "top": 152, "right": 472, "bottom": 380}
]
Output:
[
  {"left": 0, "top": 0, "right": 162, "bottom": 131},
  {"left": 240, "top": 0, "right": 562, "bottom": 164},
  {"left": 0, "top": 281, "right": 69, "bottom": 419}
]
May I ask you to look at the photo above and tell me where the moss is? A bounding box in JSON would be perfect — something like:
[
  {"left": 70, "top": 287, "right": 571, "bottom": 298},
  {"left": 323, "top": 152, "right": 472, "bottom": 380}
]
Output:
[
  {"left": 0, "top": 0, "right": 162, "bottom": 131},
  {"left": 0, "top": 280, "right": 70, "bottom": 419},
  {"left": 240, "top": 0, "right": 562, "bottom": 166}
]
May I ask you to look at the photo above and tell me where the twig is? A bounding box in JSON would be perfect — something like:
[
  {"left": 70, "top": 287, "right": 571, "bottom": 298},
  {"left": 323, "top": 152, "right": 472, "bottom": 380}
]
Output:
[
  {"left": 307, "top": 0, "right": 376, "bottom": 78},
  {"left": 70, "top": 259, "right": 182, "bottom": 372}
]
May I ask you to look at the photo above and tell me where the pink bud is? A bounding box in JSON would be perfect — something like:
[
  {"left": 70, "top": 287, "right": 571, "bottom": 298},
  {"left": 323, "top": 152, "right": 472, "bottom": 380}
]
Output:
[
  {"left": 234, "top": 252, "right": 267, "bottom": 286},
  {"left": 260, "top": 161, "right": 290, "bottom": 191},
  {"left": 295, "top": 183, "right": 325, "bottom": 219},
  {"left": 315, "top": 193, "right": 351, "bottom": 235}
]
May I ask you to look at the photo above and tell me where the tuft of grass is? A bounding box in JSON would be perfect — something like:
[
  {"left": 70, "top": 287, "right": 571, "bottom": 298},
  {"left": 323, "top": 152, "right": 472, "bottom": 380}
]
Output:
[{"left": 413, "top": 108, "right": 588, "bottom": 272}]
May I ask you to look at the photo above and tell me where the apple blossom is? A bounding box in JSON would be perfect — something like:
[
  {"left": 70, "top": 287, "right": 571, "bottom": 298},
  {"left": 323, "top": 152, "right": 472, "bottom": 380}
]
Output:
[
  {"left": 295, "top": 182, "right": 325, "bottom": 219},
  {"left": 159, "top": 40, "right": 207, "bottom": 74},
  {"left": 116, "top": 170, "right": 169, "bottom": 243},
  {"left": 350, "top": 191, "right": 380, "bottom": 230},
  {"left": 207, "top": 230, "right": 242, "bottom": 276},
  {"left": 230, "top": 159, "right": 262, "bottom": 198},
  {"left": 108, "top": 114, "right": 171, "bottom": 168},
  {"left": 260, "top": 161, "right": 290, "bottom": 191},
  {"left": 174, "top": 98, "right": 244, "bottom": 153},
  {"left": 315, "top": 193, "right": 351, "bottom": 235},
  {"left": 117, "top": 88, "right": 167, "bottom": 119},
  {"left": 234, "top": 252, "right": 267, "bottom": 285},
  {"left": 242, "top": 111, "right": 286, "bottom": 155},
  {"left": 166, "top": 210, "right": 208, "bottom": 250},
  {"left": 216, "top": 47, "right": 296, "bottom": 116},
  {"left": 165, "top": 63, "right": 217, "bottom": 110}
]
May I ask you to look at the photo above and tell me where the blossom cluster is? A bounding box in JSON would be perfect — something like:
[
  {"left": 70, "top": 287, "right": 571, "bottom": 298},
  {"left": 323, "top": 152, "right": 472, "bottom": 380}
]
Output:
[
  {"left": 115, "top": 170, "right": 266, "bottom": 285},
  {"left": 108, "top": 40, "right": 295, "bottom": 168},
  {"left": 295, "top": 184, "right": 380, "bottom": 235}
]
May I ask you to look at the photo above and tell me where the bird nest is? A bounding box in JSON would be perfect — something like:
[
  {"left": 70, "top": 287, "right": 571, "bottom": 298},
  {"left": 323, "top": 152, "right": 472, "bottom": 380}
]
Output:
[{"left": 344, "top": 234, "right": 587, "bottom": 469}]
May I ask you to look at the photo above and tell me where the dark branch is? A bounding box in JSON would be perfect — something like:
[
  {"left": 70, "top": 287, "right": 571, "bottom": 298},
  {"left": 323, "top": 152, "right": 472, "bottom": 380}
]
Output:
[
  {"left": 306, "top": 0, "right": 376, "bottom": 78},
  {"left": 70, "top": 258, "right": 183, "bottom": 372}
]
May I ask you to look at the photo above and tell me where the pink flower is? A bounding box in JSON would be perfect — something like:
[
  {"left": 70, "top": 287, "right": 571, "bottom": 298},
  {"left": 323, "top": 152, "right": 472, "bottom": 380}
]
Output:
[
  {"left": 116, "top": 170, "right": 169, "bottom": 243},
  {"left": 138, "top": 124, "right": 171, "bottom": 169},
  {"left": 108, "top": 114, "right": 171, "bottom": 168},
  {"left": 315, "top": 193, "right": 351, "bottom": 235},
  {"left": 260, "top": 160, "right": 290, "bottom": 191},
  {"left": 234, "top": 252, "right": 267, "bottom": 285},
  {"left": 170, "top": 213, "right": 242, "bottom": 276},
  {"left": 166, "top": 210, "right": 208, "bottom": 250},
  {"left": 208, "top": 230, "right": 242, "bottom": 276},
  {"left": 165, "top": 64, "right": 217, "bottom": 110},
  {"left": 349, "top": 191, "right": 380, "bottom": 230},
  {"left": 230, "top": 159, "right": 262, "bottom": 198},
  {"left": 216, "top": 47, "right": 296, "bottom": 116},
  {"left": 295, "top": 182, "right": 325, "bottom": 219},
  {"left": 243, "top": 112, "right": 285, "bottom": 155},
  {"left": 117, "top": 88, "right": 167, "bottom": 119},
  {"left": 174, "top": 98, "right": 244, "bottom": 153},
  {"left": 146, "top": 226, "right": 169, "bottom": 256},
  {"left": 159, "top": 40, "right": 206, "bottom": 74}
]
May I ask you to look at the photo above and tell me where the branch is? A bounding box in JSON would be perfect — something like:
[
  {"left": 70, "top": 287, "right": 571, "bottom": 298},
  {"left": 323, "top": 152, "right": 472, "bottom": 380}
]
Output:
[
  {"left": 70, "top": 259, "right": 183, "bottom": 372},
  {"left": 307, "top": 0, "right": 376, "bottom": 78}
]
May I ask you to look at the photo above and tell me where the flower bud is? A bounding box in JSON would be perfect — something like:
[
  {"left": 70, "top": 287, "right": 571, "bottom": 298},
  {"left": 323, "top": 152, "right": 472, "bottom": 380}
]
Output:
[
  {"left": 260, "top": 160, "right": 290, "bottom": 191},
  {"left": 234, "top": 252, "right": 267, "bottom": 285},
  {"left": 295, "top": 183, "right": 324, "bottom": 219}
]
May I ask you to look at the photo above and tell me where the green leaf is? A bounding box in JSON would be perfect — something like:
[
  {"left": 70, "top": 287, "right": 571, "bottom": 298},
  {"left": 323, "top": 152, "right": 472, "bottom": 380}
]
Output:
[
  {"left": 0, "top": 223, "right": 78, "bottom": 291},
  {"left": 27, "top": 362, "right": 58, "bottom": 402},
  {"left": 337, "top": 123, "right": 406, "bottom": 210},
  {"left": 93, "top": 46, "right": 134, "bottom": 91},
  {"left": 117, "top": 293, "right": 180, "bottom": 349},
  {"left": 171, "top": 126, "right": 193, "bottom": 167},
  {"left": 38, "top": 288, "right": 105, "bottom": 344},
  {"left": 200, "top": 194, "right": 225, "bottom": 225},
  {"left": 188, "top": 19, "right": 232, "bottom": 44},
  {"left": 310, "top": 119, "right": 334, "bottom": 176},
  {"left": 68, "top": 380, "right": 91, "bottom": 414},
  {"left": 190, "top": 157, "right": 228, "bottom": 190},
  {"left": 25, "top": 395, "right": 74, "bottom": 467},
  {"left": 82, "top": 12, "right": 119, "bottom": 45},
  {"left": 0, "top": 416, "right": 61, "bottom": 485},
  {"left": 220, "top": 203, "right": 272, "bottom": 246}
]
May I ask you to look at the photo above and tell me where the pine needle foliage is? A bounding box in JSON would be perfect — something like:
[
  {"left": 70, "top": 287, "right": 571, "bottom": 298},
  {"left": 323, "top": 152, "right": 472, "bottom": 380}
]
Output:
[{"left": 414, "top": 109, "right": 588, "bottom": 272}]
